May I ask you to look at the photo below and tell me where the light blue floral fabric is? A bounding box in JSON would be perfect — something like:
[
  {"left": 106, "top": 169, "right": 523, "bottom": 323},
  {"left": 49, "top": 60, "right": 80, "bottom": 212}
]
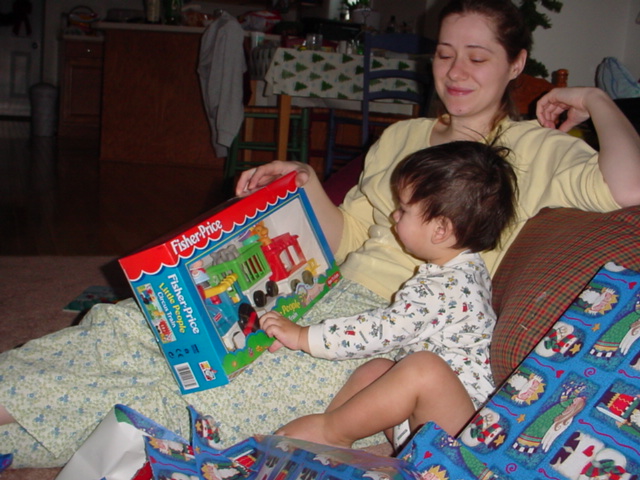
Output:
[{"left": 0, "top": 279, "right": 390, "bottom": 468}]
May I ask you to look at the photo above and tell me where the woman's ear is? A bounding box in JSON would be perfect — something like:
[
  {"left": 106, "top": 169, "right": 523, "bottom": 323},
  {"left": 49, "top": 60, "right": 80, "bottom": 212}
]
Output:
[{"left": 510, "top": 49, "right": 528, "bottom": 80}]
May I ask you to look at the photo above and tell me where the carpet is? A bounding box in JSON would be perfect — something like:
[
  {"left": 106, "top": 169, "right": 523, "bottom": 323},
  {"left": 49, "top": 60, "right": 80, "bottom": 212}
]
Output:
[{"left": 0, "top": 255, "right": 131, "bottom": 478}]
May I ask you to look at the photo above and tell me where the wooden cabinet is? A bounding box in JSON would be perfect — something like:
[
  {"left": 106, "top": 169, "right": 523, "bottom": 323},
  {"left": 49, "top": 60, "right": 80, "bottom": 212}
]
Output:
[
  {"left": 58, "top": 38, "right": 104, "bottom": 139},
  {"left": 99, "top": 28, "right": 220, "bottom": 167},
  {"left": 96, "top": 25, "right": 328, "bottom": 171}
]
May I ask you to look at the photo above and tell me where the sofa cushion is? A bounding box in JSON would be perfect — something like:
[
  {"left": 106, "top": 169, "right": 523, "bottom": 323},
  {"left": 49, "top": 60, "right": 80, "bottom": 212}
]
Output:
[
  {"left": 323, "top": 155, "right": 365, "bottom": 206},
  {"left": 490, "top": 205, "right": 640, "bottom": 385}
]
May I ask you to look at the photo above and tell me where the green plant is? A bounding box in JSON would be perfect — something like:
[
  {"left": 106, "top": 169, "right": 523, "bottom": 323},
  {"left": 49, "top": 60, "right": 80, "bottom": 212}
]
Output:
[
  {"left": 342, "top": 0, "right": 371, "bottom": 9},
  {"left": 518, "top": 0, "right": 564, "bottom": 78}
]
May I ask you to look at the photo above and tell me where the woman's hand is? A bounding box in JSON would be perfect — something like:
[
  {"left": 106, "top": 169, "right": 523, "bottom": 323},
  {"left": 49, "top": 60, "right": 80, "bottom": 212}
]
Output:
[
  {"left": 235, "top": 160, "right": 345, "bottom": 252},
  {"left": 260, "top": 311, "right": 310, "bottom": 353},
  {"left": 538, "top": 86, "right": 640, "bottom": 207},
  {"left": 235, "top": 160, "right": 317, "bottom": 197},
  {"left": 536, "top": 87, "right": 592, "bottom": 132}
]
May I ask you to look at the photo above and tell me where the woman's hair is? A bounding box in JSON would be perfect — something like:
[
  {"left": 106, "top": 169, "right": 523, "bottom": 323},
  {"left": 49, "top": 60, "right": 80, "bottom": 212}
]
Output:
[
  {"left": 391, "top": 140, "right": 518, "bottom": 253},
  {"left": 437, "top": 0, "right": 533, "bottom": 122}
]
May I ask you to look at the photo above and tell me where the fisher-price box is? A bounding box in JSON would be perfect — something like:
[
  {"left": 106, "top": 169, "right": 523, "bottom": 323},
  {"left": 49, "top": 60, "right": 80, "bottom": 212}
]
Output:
[{"left": 119, "top": 173, "right": 341, "bottom": 393}]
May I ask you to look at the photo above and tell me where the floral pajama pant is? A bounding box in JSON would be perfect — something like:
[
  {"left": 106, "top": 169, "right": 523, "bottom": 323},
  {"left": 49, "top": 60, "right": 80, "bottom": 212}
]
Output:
[{"left": 0, "top": 279, "right": 389, "bottom": 468}]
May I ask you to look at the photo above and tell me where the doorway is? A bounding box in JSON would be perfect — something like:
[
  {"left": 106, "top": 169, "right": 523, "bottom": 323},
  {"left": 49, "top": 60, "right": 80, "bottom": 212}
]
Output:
[{"left": 0, "top": 0, "right": 44, "bottom": 117}]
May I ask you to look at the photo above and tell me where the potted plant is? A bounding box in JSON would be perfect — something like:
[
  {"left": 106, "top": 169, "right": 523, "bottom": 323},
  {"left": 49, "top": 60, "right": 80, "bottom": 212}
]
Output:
[
  {"left": 344, "top": 0, "right": 380, "bottom": 30},
  {"left": 518, "top": 0, "right": 564, "bottom": 78}
]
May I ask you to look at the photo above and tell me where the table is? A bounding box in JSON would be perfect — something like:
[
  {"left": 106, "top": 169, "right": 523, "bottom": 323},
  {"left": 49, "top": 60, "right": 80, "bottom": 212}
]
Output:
[{"left": 263, "top": 47, "right": 427, "bottom": 160}]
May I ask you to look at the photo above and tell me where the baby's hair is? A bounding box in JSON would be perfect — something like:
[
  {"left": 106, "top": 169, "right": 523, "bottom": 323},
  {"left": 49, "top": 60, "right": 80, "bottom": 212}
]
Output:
[{"left": 391, "top": 141, "right": 518, "bottom": 252}]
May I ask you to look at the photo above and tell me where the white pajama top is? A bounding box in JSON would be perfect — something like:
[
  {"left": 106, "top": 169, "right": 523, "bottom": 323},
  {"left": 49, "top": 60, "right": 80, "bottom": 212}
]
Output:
[{"left": 307, "top": 251, "right": 496, "bottom": 406}]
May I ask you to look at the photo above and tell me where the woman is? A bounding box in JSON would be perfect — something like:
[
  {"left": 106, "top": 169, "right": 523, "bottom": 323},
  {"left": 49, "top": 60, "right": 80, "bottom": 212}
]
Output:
[{"left": 1, "top": 0, "right": 638, "bottom": 468}]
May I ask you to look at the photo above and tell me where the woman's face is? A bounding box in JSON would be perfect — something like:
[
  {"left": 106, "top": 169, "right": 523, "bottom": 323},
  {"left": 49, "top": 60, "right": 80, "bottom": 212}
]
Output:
[{"left": 433, "top": 12, "right": 525, "bottom": 127}]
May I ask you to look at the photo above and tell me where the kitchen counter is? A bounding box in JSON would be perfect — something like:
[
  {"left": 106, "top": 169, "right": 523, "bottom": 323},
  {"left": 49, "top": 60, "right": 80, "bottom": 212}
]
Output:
[
  {"left": 61, "top": 33, "right": 105, "bottom": 42},
  {"left": 95, "top": 21, "right": 205, "bottom": 35},
  {"left": 95, "top": 20, "right": 281, "bottom": 40},
  {"left": 96, "top": 22, "right": 280, "bottom": 168}
]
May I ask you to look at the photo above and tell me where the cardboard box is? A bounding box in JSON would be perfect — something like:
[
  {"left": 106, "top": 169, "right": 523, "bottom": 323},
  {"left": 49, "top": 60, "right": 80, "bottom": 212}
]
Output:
[
  {"left": 119, "top": 173, "right": 341, "bottom": 393},
  {"left": 145, "top": 405, "right": 420, "bottom": 480}
]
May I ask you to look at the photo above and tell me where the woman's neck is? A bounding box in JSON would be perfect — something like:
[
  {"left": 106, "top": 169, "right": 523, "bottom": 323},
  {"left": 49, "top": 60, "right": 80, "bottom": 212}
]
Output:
[{"left": 431, "top": 112, "right": 507, "bottom": 146}]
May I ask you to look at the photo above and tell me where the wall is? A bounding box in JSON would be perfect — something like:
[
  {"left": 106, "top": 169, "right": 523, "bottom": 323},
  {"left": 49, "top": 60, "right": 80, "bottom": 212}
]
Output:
[
  {"left": 532, "top": 0, "right": 638, "bottom": 86},
  {"left": 622, "top": 0, "right": 640, "bottom": 78}
]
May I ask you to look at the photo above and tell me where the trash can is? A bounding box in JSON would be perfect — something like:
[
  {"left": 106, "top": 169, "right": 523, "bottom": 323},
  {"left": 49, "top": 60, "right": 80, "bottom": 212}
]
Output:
[{"left": 29, "top": 83, "right": 58, "bottom": 137}]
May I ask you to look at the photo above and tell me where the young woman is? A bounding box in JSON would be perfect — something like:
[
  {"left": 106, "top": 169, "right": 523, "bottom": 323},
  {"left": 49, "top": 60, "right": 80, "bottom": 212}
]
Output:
[{"left": 1, "top": 0, "right": 638, "bottom": 468}]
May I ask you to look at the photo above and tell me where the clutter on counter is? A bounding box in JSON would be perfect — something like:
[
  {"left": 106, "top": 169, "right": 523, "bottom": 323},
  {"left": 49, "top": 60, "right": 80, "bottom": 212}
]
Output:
[{"left": 64, "top": 2, "right": 410, "bottom": 56}]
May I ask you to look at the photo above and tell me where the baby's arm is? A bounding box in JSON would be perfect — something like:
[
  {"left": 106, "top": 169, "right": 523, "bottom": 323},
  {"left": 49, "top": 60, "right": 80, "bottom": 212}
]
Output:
[{"left": 260, "top": 311, "right": 310, "bottom": 353}]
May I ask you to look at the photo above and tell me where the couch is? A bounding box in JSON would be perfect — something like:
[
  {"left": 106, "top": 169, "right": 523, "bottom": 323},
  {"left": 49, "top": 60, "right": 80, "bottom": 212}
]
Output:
[{"left": 3, "top": 171, "right": 640, "bottom": 478}]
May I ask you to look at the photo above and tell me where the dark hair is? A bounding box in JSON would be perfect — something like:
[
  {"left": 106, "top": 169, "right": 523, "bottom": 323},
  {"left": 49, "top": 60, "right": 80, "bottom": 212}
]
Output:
[
  {"left": 391, "top": 141, "right": 518, "bottom": 252},
  {"left": 437, "top": 0, "right": 533, "bottom": 122}
]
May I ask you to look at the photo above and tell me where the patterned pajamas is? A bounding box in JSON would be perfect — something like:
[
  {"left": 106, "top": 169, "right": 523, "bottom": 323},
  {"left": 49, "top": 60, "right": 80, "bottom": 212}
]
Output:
[{"left": 0, "top": 279, "right": 389, "bottom": 468}]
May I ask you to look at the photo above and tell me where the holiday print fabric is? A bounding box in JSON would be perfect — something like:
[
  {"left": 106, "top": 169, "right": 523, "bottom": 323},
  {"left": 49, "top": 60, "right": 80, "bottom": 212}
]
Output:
[
  {"left": 403, "top": 261, "right": 640, "bottom": 479},
  {"left": 264, "top": 48, "right": 423, "bottom": 101}
]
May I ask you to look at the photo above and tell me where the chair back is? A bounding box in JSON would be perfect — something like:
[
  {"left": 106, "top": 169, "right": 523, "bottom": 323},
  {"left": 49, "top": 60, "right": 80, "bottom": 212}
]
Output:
[
  {"left": 512, "top": 69, "right": 568, "bottom": 118},
  {"left": 361, "top": 32, "right": 436, "bottom": 145}
]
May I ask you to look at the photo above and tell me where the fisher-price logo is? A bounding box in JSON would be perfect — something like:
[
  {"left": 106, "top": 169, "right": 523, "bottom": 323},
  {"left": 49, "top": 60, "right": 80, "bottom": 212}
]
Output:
[{"left": 170, "top": 220, "right": 224, "bottom": 255}]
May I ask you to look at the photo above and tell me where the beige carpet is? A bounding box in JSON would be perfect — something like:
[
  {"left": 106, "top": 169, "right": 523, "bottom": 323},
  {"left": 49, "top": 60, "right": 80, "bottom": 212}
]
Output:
[{"left": 0, "top": 255, "right": 130, "bottom": 478}]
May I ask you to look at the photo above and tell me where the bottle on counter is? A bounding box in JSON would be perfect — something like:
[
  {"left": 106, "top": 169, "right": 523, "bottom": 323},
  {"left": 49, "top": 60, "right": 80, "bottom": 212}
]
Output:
[
  {"left": 146, "top": 0, "right": 161, "bottom": 23},
  {"left": 385, "top": 15, "right": 397, "bottom": 33},
  {"left": 162, "top": 0, "right": 183, "bottom": 25},
  {"left": 339, "top": 4, "right": 349, "bottom": 21}
]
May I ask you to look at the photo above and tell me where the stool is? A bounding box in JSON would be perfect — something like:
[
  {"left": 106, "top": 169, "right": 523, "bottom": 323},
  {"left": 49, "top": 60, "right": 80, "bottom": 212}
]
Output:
[{"left": 223, "top": 106, "right": 310, "bottom": 187}]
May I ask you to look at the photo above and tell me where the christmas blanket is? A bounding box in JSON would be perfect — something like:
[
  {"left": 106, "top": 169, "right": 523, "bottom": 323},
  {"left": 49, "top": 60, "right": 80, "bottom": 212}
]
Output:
[
  {"left": 403, "top": 261, "right": 640, "bottom": 479},
  {"left": 14, "top": 262, "right": 637, "bottom": 480}
]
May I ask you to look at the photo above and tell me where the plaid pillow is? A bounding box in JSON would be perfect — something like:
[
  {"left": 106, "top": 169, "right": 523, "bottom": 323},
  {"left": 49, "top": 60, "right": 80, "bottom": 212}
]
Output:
[{"left": 490, "top": 206, "right": 640, "bottom": 385}]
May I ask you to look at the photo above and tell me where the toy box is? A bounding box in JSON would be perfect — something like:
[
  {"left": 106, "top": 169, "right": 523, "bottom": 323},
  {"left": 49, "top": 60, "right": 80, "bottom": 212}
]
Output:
[{"left": 119, "top": 173, "right": 341, "bottom": 393}]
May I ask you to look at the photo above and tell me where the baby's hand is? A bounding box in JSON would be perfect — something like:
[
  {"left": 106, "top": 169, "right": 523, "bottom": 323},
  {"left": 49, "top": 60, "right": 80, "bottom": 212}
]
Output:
[{"left": 260, "top": 311, "right": 309, "bottom": 353}]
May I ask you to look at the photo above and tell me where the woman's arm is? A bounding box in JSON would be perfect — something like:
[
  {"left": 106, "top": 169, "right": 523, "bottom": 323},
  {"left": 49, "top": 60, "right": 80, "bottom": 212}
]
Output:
[
  {"left": 536, "top": 87, "right": 640, "bottom": 207},
  {"left": 235, "top": 161, "right": 344, "bottom": 252}
]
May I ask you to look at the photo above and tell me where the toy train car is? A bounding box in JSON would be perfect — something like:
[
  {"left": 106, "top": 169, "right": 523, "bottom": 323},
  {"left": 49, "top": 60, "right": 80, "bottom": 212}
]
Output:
[{"left": 192, "top": 225, "right": 319, "bottom": 352}]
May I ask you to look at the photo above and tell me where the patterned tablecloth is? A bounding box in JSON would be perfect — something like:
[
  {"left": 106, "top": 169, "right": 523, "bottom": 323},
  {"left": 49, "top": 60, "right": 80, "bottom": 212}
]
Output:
[{"left": 264, "top": 47, "right": 427, "bottom": 102}]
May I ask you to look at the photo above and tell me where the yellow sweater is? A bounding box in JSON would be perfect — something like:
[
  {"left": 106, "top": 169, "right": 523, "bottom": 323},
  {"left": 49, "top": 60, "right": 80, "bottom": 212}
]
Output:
[{"left": 334, "top": 117, "right": 620, "bottom": 301}]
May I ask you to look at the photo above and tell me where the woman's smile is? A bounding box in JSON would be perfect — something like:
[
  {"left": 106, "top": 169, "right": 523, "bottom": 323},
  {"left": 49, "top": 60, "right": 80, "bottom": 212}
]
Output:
[{"left": 445, "top": 85, "right": 474, "bottom": 96}]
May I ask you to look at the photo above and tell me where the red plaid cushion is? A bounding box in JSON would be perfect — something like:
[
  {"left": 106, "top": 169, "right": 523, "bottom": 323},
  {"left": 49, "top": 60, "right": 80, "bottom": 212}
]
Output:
[{"left": 490, "top": 206, "right": 640, "bottom": 385}]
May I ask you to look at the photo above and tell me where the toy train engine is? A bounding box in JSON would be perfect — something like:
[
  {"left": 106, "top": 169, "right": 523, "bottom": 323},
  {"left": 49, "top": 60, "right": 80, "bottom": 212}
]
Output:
[
  {"left": 261, "top": 232, "right": 310, "bottom": 290},
  {"left": 200, "top": 274, "right": 259, "bottom": 351},
  {"left": 205, "top": 240, "right": 278, "bottom": 309}
]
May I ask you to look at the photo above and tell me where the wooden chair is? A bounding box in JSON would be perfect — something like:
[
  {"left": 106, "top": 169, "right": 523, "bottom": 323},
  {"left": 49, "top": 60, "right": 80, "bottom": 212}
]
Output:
[
  {"left": 324, "top": 32, "right": 436, "bottom": 179},
  {"left": 225, "top": 102, "right": 310, "bottom": 181},
  {"left": 512, "top": 68, "right": 568, "bottom": 118},
  {"left": 223, "top": 47, "right": 311, "bottom": 194}
]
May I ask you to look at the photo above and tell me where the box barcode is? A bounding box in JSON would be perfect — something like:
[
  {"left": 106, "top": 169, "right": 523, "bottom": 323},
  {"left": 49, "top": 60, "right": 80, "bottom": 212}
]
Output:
[{"left": 174, "top": 363, "right": 199, "bottom": 390}]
